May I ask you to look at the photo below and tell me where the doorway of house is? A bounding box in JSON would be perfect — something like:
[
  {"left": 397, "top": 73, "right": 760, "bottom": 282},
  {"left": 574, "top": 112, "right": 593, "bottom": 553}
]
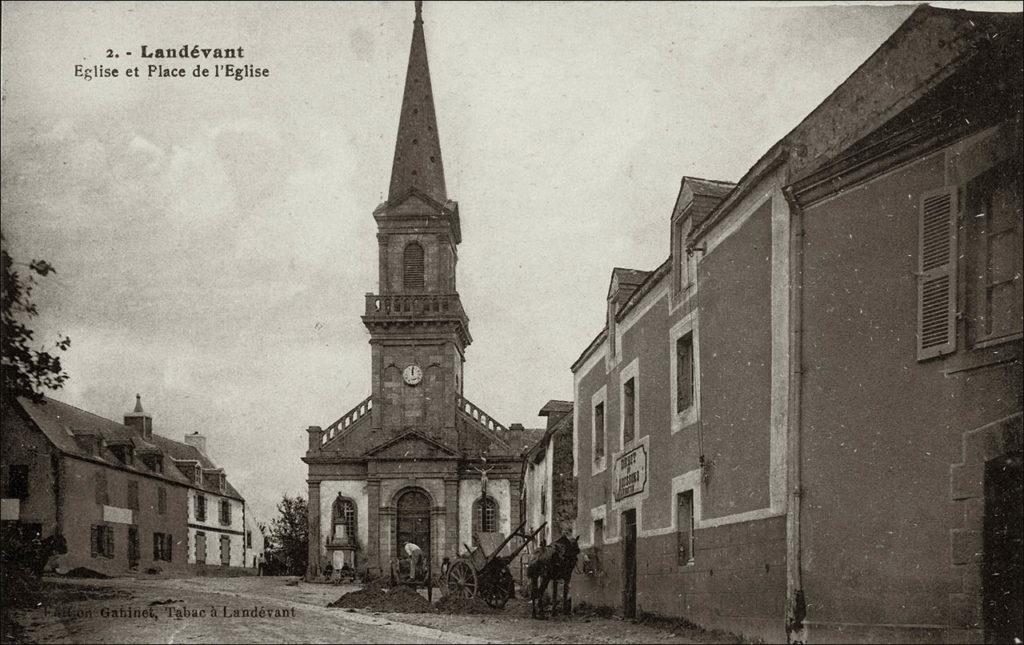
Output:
[
  {"left": 623, "top": 509, "right": 637, "bottom": 619},
  {"left": 396, "top": 489, "right": 431, "bottom": 562},
  {"left": 983, "top": 451, "right": 1022, "bottom": 642}
]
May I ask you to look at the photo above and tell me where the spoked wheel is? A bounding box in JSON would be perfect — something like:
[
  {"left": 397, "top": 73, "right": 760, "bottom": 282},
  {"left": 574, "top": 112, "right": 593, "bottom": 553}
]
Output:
[
  {"left": 483, "top": 568, "right": 514, "bottom": 608},
  {"left": 446, "top": 559, "right": 478, "bottom": 599}
]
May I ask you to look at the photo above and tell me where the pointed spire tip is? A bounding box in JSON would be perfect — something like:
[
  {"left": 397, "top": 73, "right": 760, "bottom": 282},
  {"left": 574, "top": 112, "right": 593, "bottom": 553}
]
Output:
[{"left": 415, "top": 0, "right": 423, "bottom": 23}]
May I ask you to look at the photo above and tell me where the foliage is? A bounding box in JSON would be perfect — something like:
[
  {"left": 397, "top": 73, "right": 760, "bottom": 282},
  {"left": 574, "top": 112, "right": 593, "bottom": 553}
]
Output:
[
  {"left": 265, "top": 495, "right": 308, "bottom": 576},
  {"left": 1, "top": 238, "right": 71, "bottom": 401}
]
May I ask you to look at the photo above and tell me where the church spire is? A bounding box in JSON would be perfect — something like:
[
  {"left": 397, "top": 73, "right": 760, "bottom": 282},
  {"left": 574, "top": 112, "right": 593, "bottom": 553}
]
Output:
[{"left": 389, "top": 0, "right": 447, "bottom": 205}]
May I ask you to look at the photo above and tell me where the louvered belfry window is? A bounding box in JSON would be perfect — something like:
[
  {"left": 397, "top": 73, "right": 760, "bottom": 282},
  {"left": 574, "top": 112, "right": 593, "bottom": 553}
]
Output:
[
  {"left": 917, "top": 187, "right": 958, "bottom": 360},
  {"left": 404, "top": 242, "right": 425, "bottom": 291}
]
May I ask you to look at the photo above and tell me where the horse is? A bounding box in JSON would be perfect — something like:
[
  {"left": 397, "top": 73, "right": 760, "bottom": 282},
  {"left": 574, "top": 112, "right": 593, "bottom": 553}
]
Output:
[{"left": 526, "top": 534, "right": 580, "bottom": 619}]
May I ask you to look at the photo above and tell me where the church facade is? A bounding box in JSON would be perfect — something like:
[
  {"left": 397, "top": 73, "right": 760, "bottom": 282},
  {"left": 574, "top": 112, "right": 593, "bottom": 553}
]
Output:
[{"left": 303, "top": 3, "right": 534, "bottom": 580}]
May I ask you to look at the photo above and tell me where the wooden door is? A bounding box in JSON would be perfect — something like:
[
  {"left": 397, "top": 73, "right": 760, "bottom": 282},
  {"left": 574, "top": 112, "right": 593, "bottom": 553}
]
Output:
[
  {"left": 396, "top": 489, "right": 431, "bottom": 559},
  {"left": 196, "top": 532, "right": 207, "bottom": 564}
]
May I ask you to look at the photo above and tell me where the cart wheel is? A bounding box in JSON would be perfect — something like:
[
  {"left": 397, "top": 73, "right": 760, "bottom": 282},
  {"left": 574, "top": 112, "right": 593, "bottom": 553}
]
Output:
[
  {"left": 446, "top": 559, "right": 478, "bottom": 599},
  {"left": 483, "top": 568, "right": 514, "bottom": 608}
]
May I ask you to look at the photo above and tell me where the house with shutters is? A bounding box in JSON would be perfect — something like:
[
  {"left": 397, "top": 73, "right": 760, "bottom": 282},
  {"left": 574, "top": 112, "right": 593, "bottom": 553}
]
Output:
[
  {"left": 568, "top": 6, "right": 1021, "bottom": 643},
  {"left": 1, "top": 394, "right": 251, "bottom": 575},
  {"left": 151, "top": 430, "right": 247, "bottom": 569}
]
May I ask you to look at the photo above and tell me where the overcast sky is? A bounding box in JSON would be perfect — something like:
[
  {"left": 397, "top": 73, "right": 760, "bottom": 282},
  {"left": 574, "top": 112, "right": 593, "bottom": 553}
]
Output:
[{"left": 1, "top": 1, "right": 931, "bottom": 522}]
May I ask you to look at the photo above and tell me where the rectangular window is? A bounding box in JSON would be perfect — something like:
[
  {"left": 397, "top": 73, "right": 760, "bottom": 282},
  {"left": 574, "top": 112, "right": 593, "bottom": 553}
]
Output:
[
  {"left": 677, "top": 491, "right": 695, "bottom": 565},
  {"left": 91, "top": 525, "right": 114, "bottom": 558},
  {"left": 676, "top": 333, "right": 694, "bottom": 413},
  {"left": 157, "top": 487, "right": 167, "bottom": 515},
  {"left": 220, "top": 500, "right": 231, "bottom": 526},
  {"left": 623, "top": 377, "right": 636, "bottom": 444},
  {"left": 128, "top": 527, "right": 139, "bottom": 569},
  {"left": 593, "top": 402, "right": 605, "bottom": 462},
  {"left": 675, "top": 220, "right": 689, "bottom": 292},
  {"left": 593, "top": 518, "right": 604, "bottom": 546},
  {"left": 195, "top": 494, "right": 206, "bottom": 522},
  {"left": 94, "top": 471, "right": 108, "bottom": 506},
  {"left": 246, "top": 531, "right": 252, "bottom": 549},
  {"left": 966, "top": 160, "right": 1023, "bottom": 346},
  {"left": 153, "top": 532, "right": 173, "bottom": 562},
  {"left": 7, "top": 465, "right": 29, "bottom": 499},
  {"left": 127, "top": 480, "right": 139, "bottom": 510}
]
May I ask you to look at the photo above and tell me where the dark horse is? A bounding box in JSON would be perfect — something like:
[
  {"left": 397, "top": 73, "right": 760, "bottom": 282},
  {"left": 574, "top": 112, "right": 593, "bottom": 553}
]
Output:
[{"left": 526, "top": 534, "right": 580, "bottom": 619}]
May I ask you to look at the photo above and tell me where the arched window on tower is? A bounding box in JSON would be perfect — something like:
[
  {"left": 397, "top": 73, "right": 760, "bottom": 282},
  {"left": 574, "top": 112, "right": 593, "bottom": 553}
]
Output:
[
  {"left": 472, "top": 495, "right": 499, "bottom": 535},
  {"left": 332, "top": 495, "right": 357, "bottom": 544},
  {"left": 403, "top": 242, "right": 425, "bottom": 291}
]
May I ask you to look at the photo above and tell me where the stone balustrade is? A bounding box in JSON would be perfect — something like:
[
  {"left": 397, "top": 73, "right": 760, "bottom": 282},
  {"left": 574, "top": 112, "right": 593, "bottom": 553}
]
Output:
[
  {"left": 321, "top": 395, "right": 373, "bottom": 446},
  {"left": 364, "top": 293, "right": 465, "bottom": 318},
  {"left": 456, "top": 394, "right": 507, "bottom": 434}
]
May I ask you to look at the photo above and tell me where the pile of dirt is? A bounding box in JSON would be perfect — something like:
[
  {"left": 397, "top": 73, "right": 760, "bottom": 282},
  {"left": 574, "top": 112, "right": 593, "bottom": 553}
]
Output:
[
  {"left": 433, "top": 594, "right": 501, "bottom": 615},
  {"left": 328, "top": 584, "right": 435, "bottom": 614},
  {"left": 64, "top": 567, "right": 110, "bottom": 579}
]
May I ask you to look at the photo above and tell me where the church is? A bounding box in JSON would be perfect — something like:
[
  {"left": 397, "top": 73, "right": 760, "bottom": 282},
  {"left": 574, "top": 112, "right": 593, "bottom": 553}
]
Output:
[{"left": 303, "top": 2, "right": 537, "bottom": 579}]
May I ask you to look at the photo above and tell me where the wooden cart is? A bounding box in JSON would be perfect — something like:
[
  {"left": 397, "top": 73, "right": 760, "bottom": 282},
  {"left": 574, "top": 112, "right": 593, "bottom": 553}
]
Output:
[{"left": 446, "top": 521, "right": 546, "bottom": 608}]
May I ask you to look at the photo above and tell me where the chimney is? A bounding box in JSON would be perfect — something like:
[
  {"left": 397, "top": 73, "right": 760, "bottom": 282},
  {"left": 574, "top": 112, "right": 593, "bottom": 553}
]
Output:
[
  {"left": 509, "top": 423, "right": 524, "bottom": 432},
  {"left": 124, "top": 394, "right": 153, "bottom": 440},
  {"left": 184, "top": 431, "right": 207, "bottom": 457}
]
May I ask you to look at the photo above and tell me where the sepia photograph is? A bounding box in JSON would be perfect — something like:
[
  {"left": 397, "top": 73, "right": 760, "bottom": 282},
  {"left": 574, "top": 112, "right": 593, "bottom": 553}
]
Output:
[{"left": 1, "top": 1, "right": 1021, "bottom": 643}]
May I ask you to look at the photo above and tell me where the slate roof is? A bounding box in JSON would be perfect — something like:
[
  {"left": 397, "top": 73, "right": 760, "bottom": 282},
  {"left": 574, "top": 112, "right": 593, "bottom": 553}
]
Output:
[{"left": 16, "top": 396, "right": 244, "bottom": 501}]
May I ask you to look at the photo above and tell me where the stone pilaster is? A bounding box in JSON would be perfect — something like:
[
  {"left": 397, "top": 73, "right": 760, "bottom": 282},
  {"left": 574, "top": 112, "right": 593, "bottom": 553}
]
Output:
[
  {"left": 366, "top": 478, "right": 381, "bottom": 574},
  {"left": 306, "top": 480, "right": 321, "bottom": 580},
  {"left": 432, "top": 506, "right": 446, "bottom": 570},
  {"left": 444, "top": 478, "right": 459, "bottom": 560}
]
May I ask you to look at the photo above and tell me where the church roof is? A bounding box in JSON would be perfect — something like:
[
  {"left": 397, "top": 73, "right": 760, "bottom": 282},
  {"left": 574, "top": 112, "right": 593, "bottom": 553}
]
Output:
[{"left": 389, "top": 0, "right": 447, "bottom": 205}]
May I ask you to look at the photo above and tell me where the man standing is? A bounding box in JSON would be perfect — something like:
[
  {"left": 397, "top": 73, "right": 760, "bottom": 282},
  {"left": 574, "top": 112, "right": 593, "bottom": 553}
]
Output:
[{"left": 403, "top": 541, "right": 423, "bottom": 579}]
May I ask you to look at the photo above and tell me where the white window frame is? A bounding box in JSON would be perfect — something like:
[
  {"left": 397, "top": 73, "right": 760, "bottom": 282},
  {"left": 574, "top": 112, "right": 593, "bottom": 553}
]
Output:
[
  {"left": 618, "top": 358, "right": 639, "bottom": 450},
  {"left": 591, "top": 385, "right": 608, "bottom": 475},
  {"left": 670, "top": 312, "right": 700, "bottom": 434}
]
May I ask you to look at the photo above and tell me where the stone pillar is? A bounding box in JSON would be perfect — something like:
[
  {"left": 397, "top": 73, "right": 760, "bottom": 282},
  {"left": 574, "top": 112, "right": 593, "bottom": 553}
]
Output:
[
  {"left": 444, "top": 478, "right": 459, "bottom": 559},
  {"left": 306, "top": 480, "right": 321, "bottom": 580},
  {"left": 306, "top": 425, "right": 322, "bottom": 453},
  {"left": 379, "top": 506, "right": 395, "bottom": 575},
  {"left": 432, "top": 506, "right": 446, "bottom": 570},
  {"left": 366, "top": 478, "right": 381, "bottom": 575}
]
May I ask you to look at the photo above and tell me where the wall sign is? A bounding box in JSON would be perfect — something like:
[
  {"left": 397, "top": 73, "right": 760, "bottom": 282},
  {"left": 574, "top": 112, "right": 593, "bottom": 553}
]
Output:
[{"left": 614, "top": 445, "right": 647, "bottom": 501}]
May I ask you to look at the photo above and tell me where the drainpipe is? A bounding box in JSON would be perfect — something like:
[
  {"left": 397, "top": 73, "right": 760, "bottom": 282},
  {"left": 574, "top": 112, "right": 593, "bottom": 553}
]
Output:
[{"left": 783, "top": 184, "right": 807, "bottom": 644}]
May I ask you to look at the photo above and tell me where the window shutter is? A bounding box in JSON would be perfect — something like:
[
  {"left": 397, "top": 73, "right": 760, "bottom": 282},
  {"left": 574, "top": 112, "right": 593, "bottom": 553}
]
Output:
[
  {"left": 90, "top": 526, "right": 99, "bottom": 557},
  {"left": 105, "top": 527, "right": 113, "bottom": 557},
  {"left": 167, "top": 534, "right": 173, "bottom": 561},
  {"left": 917, "top": 187, "right": 958, "bottom": 360}
]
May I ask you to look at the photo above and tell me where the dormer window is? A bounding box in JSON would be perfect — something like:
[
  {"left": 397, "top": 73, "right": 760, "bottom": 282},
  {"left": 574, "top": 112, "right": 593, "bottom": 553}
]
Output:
[
  {"left": 142, "top": 455, "right": 163, "bottom": 473},
  {"left": 110, "top": 445, "right": 132, "bottom": 466}
]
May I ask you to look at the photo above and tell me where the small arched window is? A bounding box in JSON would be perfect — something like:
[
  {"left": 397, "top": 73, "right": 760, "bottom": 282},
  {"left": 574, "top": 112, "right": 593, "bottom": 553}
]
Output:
[
  {"left": 332, "top": 496, "right": 357, "bottom": 542},
  {"left": 473, "top": 496, "right": 498, "bottom": 535},
  {"left": 403, "top": 242, "right": 425, "bottom": 291}
]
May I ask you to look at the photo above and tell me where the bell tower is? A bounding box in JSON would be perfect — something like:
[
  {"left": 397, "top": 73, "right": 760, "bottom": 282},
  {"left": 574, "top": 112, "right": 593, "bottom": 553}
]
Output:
[{"left": 362, "top": 0, "right": 471, "bottom": 446}]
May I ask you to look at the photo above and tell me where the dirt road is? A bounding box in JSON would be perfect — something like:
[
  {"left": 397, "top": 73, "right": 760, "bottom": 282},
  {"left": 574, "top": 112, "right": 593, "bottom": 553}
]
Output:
[{"left": 10, "top": 576, "right": 729, "bottom": 644}]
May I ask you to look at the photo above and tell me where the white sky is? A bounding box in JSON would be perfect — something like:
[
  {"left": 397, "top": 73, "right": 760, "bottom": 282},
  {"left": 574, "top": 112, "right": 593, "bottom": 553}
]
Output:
[{"left": 1, "top": 1, "right": 953, "bottom": 521}]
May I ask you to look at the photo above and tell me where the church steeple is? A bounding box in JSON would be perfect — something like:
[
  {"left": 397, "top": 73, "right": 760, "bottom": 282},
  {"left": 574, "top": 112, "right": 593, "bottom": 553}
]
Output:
[{"left": 389, "top": 0, "right": 447, "bottom": 205}]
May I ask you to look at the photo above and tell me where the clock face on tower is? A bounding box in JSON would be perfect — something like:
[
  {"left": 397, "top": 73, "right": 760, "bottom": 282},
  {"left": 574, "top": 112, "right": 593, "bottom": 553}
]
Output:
[{"left": 402, "top": 364, "right": 423, "bottom": 386}]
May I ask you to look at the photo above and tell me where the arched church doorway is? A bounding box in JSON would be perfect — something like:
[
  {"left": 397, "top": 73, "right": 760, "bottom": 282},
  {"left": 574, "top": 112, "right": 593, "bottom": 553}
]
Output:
[{"left": 396, "top": 489, "right": 431, "bottom": 559}]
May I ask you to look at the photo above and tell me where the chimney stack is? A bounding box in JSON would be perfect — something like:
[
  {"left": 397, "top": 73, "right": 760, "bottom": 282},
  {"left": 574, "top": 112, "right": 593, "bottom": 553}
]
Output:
[
  {"left": 124, "top": 394, "right": 153, "bottom": 440},
  {"left": 184, "top": 431, "right": 207, "bottom": 457}
]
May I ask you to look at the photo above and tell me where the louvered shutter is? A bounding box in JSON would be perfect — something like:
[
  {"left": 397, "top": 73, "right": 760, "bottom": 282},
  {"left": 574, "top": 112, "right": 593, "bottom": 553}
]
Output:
[
  {"left": 104, "top": 527, "right": 113, "bottom": 557},
  {"left": 90, "top": 526, "right": 98, "bottom": 557},
  {"left": 917, "top": 187, "right": 958, "bottom": 360}
]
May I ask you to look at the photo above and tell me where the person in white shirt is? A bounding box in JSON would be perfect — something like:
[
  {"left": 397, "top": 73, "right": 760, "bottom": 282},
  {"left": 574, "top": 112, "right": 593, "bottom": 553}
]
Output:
[{"left": 403, "top": 541, "right": 423, "bottom": 578}]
